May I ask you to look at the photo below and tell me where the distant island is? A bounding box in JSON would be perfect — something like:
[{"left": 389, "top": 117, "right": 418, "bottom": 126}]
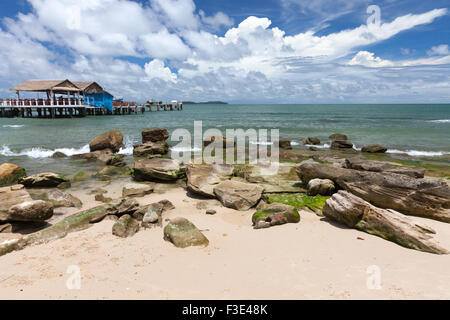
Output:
[{"left": 183, "top": 101, "right": 228, "bottom": 105}]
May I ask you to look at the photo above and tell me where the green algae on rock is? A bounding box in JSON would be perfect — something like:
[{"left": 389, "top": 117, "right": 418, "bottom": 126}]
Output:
[{"left": 163, "top": 217, "right": 209, "bottom": 248}]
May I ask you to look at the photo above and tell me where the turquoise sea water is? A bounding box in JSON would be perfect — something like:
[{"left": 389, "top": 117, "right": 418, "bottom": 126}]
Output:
[{"left": 1, "top": 104, "right": 449, "bottom": 174}]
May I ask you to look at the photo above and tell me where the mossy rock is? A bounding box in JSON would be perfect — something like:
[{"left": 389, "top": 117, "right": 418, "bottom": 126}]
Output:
[
  {"left": 252, "top": 203, "right": 300, "bottom": 229},
  {"left": 264, "top": 193, "right": 329, "bottom": 216},
  {"left": 96, "top": 166, "right": 131, "bottom": 181},
  {"left": 163, "top": 217, "right": 209, "bottom": 248},
  {"left": 112, "top": 214, "right": 140, "bottom": 238},
  {"left": 73, "top": 171, "right": 93, "bottom": 182},
  {"left": 0, "top": 164, "right": 26, "bottom": 187}
]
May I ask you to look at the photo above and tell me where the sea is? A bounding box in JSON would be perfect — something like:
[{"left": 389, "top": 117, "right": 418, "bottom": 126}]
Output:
[{"left": 1, "top": 104, "right": 449, "bottom": 176}]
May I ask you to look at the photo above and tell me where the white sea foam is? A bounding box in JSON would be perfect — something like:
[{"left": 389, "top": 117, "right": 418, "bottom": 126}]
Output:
[
  {"left": 290, "top": 141, "right": 300, "bottom": 146},
  {"left": 0, "top": 144, "right": 90, "bottom": 158},
  {"left": 305, "top": 143, "right": 330, "bottom": 149},
  {"left": 250, "top": 141, "right": 273, "bottom": 145},
  {"left": 387, "top": 149, "right": 449, "bottom": 157},
  {"left": 170, "top": 146, "right": 202, "bottom": 152},
  {"left": 428, "top": 119, "right": 450, "bottom": 123},
  {"left": 117, "top": 136, "right": 134, "bottom": 155},
  {"left": 2, "top": 125, "right": 24, "bottom": 128}
]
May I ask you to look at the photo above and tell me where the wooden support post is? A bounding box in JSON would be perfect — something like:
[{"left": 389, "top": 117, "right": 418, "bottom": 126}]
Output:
[{"left": 51, "top": 108, "right": 55, "bottom": 119}]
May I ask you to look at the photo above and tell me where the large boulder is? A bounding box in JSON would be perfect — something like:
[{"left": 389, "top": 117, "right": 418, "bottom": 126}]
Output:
[
  {"left": 112, "top": 214, "right": 140, "bottom": 238},
  {"left": 344, "top": 158, "right": 425, "bottom": 178},
  {"left": 163, "top": 217, "right": 209, "bottom": 248},
  {"left": 213, "top": 180, "right": 264, "bottom": 211},
  {"left": 19, "top": 172, "right": 69, "bottom": 188},
  {"left": 252, "top": 203, "right": 300, "bottom": 229},
  {"left": 323, "top": 191, "right": 448, "bottom": 254},
  {"left": 186, "top": 163, "right": 234, "bottom": 198},
  {"left": 305, "top": 137, "right": 320, "bottom": 145},
  {"left": 73, "top": 149, "right": 124, "bottom": 165},
  {"left": 329, "top": 133, "right": 348, "bottom": 141},
  {"left": 122, "top": 183, "right": 154, "bottom": 197},
  {"left": 0, "top": 163, "right": 26, "bottom": 187},
  {"left": 142, "top": 128, "right": 169, "bottom": 143},
  {"left": 0, "top": 185, "right": 33, "bottom": 220},
  {"left": 336, "top": 171, "right": 450, "bottom": 223},
  {"left": 307, "top": 178, "right": 335, "bottom": 196},
  {"left": 133, "top": 158, "right": 184, "bottom": 181},
  {"left": 361, "top": 144, "right": 387, "bottom": 153},
  {"left": 278, "top": 139, "right": 292, "bottom": 150},
  {"left": 331, "top": 140, "right": 353, "bottom": 149},
  {"left": 39, "top": 190, "right": 82, "bottom": 208},
  {"left": 7, "top": 200, "right": 53, "bottom": 222},
  {"left": 89, "top": 130, "right": 124, "bottom": 153},
  {"left": 296, "top": 162, "right": 353, "bottom": 184},
  {"left": 133, "top": 141, "right": 169, "bottom": 158}
]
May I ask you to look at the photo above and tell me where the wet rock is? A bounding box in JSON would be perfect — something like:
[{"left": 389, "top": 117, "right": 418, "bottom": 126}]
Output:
[
  {"left": 112, "top": 214, "right": 140, "bottom": 238},
  {"left": 133, "top": 142, "right": 169, "bottom": 157},
  {"left": 40, "top": 190, "right": 82, "bottom": 208},
  {"left": 213, "top": 180, "right": 264, "bottom": 211},
  {"left": 73, "top": 149, "right": 115, "bottom": 163},
  {"left": 122, "top": 182, "right": 154, "bottom": 197},
  {"left": 305, "top": 137, "right": 320, "bottom": 145},
  {"left": 361, "top": 144, "right": 387, "bottom": 153},
  {"left": 309, "top": 146, "right": 320, "bottom": 151},
  {"left": 133, "top": 158, "right": 184, "bottom": 181},
  {"left": 89, "top": 130, "right": 124, "bottom": 153},
  {"left": 0, "top": 163, "right": 26, "bottom": 187},
  {"left": 163, "top": 217, "right": 209, "bottom": 248},
  {"left": 72, "top": 171, "right": 93, "bottom": 182},
  {"left": 307, "top": 178, "right": 335, "bottom": 196},
  {"left": 329, "top": 133, "right": 348, "bottom": 141},
  {"left": 19, "top": 172, "right": 69, "bottom": 188},
  {"left": 7, "top": 200, "right": 53, "bottom": 222},
  {"left": 331, "top": 140, "right": 353, "bottom": 149},
  {"left": 52, "top": 152, "right": 67, "bottom": 158},
  {"left": 142, "top": 128, "right": 169, "bottom": 143},
  {"left": 278, "top": 139, "right": 292, "bottom": 149},
  {"left": 96, "top": 166, "right": 130, "bottom": 181},
  {"left": 106, "top": 154, "right": 126, "bottom": 167},
  {"left": 186, "top": 163, "right": 234, "bottom": 198},
  {"left": 323, "top": 191, "right": 448, "bottom": 254},
  {"left": 252, "top": 203, "right": 300, "bottom": 229}
]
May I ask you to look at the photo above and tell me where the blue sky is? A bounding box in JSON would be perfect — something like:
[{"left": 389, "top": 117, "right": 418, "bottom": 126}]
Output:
[{"left": 0, "top": 0, "right": 449, "bottom": 103}]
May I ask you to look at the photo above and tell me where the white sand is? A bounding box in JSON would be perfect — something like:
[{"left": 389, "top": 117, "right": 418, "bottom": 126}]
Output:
[{"left": 1, "top": 181, "right": 450, "bottom": 300}]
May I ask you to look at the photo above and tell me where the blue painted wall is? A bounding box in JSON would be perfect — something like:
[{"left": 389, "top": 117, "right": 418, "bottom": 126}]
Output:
[{"left": 85, "top": 92, "right": 113, "bottom": 112}]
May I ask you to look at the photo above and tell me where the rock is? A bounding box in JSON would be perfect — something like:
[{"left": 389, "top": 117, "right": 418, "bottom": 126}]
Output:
[
  {"left": 329, "top": 133, "right": 348, "bottom": 141},
  {"left": 252, "top": 203, "right": 300, "bottom": 229},
  {"left": 142, "top": 128, "right": 169, "bottom": 143},
  {"left": 141, "top": 206, "right": 162, "bottom": 228},
  {"left": 133, "top": 158, "right": 184, "bottom": 181},
  {"left": 305, "top": 137, "right": 320, "bottom": 145},
  {"left": 122, "top": 183, "right": 154, "bottom": 197},
  {"left": 323, "top": 191, "right": 448, "bottom": 254},
  {"left": 203, "top": 135, "right": 235, "bottom": 148},
  {"left": 278, "top": 139, "right": 292, "bottom": 149},
  {"left": 0, "top": 163, "right": 26, "bottom": 187},
  {"left": 163, "top": 217, "right": 209, "bottom": 248},
  {"left": 336, "top": 171, "right": 450, "bottom": 223},
  {"left": 40, "top": 190, "right": 82, "bottom": 208},
  {"left": 0, "top": 223, "right": 12, "bottom": 233},
  {"left": 96, "top": 166, "right": 130, "bottom": 181},
  {"left": 331, "top": 140, "right": 353, "bottom": 149},
  {"left": 88, "top": 188, "right": 107, "bottom": 195},
  {"left": 89, "top": 130, "right": 124, "bottom": 153},
  {"left": 112, "top": 214, "right": 140, "bottom": 238},
  {"left": 309, "top": 146, "right": 320, "bottom": 151},
  {"left": 95, "top": 193, "right": 112, "bottom": 203},
  {"left": 106, "top": 154, "right": 126, "bottom": 167},
  {"left": 133, "top": 199, "right": 174, "bottom": 221},
  {"left": 296, "top": 162, "right": 353, "bottom": 184},
  {"left": 73, "top": 149, "right": 115, "bottom": 163},
  {"left": 7, "top": 200, "right": 53, "bottom": 222},
  {"left": 52, "top": 152, "right": 67, "bottom": 158},
  {"left": 344, "top": 158, "right": 425, "bottom": 178},
  {"left": 0, "top": 185, "right": 33, "bottom": 219},
  {"left": 307, "top": 178, "right": 335, "bottom": 196},
  {"left": 213, "top": 180, "right": 264, "bottom": 211},
  {"left": 133, "top": 142, "right": 169, "bottom": 157},
  {"left": 361, "top": 144, "right": 387, "bottom": 153},
  {"left": 186, "top": 163, "right": 234, "bottom": 198},
  {"left": 72, "top": 171, "right": 93, "bottom": 182},
  {"left": 19, "top": 172, "right": 69, "bottom": 188},
  {"left": 113, "top": 198, "right": 140, "bottom": 216},
  {"left": 206, "top": 209, "right": 216, "bottom": 215}
]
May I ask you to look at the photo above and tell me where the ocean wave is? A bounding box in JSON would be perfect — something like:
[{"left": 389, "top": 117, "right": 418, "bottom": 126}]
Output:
[
  {"left": 305, "top": 143, "right": 330, "bottom": 149},
  {"left": 170, "top": 146, "right": 202, "bottom": 152},
  {"left": 117, "top": 136, "right": 134, "bottom": 155},
  {"left": 0, "top": 144, "right": 90, "bottom": 158},
  {"left": 428, "top": 119, "right": 450, "bottom": 123},
  {"left": 2, "top": 125, "right": 24, "bottom": 128},
  {"left": 387, "top": 149, "right": 449, "bottom": 157}
]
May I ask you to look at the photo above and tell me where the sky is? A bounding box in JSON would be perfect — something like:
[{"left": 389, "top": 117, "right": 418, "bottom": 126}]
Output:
[{"left": 0, "top": 0, "right": 449, "bottom": 103}]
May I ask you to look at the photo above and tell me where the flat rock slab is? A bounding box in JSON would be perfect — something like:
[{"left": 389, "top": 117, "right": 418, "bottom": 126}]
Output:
[
  {"left": 20, "top": 172, "right": 69, "bottom": 188},
  {"left": 122, "top": 183, "right": 154, "bottom": 197},
  {"left": 252, "top": 203, "right": 300, "bottom": 229},
  {"left": 133, "top": 142, "right": 169, "bottom": 157},
  {"left": 163, "top": 217, "right": 209, "bottom": 248},
  {"left": 7, "top": 200, "right": 53, "bottom": 222},
  {"left": 344, "top": 158, "right": 425, "bottom": 178},
  {"left": 296, "top": 162, "right": 353, "bottom": 184},
  {"left": 39, "top": 190, "right": 82, "bottom": 208},
  {"left": 186, "top": 163, "right": 234, "bottom": 198},
  {"left": 133, "top": 158, "right": 184, "bottom": 181},
  {"left": 323, "top": 191, "right": 448, "bottom": 254},
  {"left": 214, "top": 180, "right": 264, "bottom": 211}
]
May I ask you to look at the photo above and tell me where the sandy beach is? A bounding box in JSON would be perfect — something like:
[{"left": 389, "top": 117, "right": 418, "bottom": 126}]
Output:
[{"left": 1, "top": 178, "right": 450, "bottom": 300}]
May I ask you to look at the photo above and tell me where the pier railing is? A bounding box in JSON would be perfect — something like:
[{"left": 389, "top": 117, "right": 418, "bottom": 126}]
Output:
[{"left": 0, "top": 98, "right": 85, "bottom": 108}]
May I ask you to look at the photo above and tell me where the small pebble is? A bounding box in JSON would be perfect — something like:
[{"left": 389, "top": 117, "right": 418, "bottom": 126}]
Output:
[{"left": 206, "top": 209, "right": 216, "bottom": 215}]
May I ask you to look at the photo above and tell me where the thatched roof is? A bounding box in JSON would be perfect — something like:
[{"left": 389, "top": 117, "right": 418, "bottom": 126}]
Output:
[
  {"left": 73, "top": 81, "right": 104, "bottom": 94},
  {"left": 10, "top": 80, "right": 81, "bottom": 93}
]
